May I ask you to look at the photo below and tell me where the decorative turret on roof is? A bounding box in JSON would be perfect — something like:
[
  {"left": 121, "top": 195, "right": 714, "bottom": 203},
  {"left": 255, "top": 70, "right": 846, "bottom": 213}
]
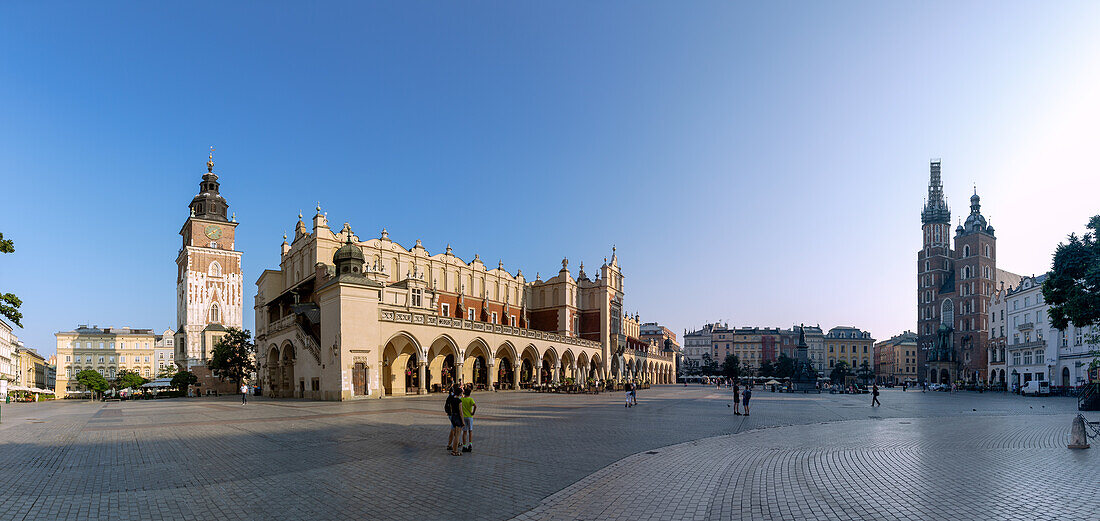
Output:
[
  {"left": 188, "top": 147, "right": 230, "bottom": 222},
  {"left": 958, "top": 188, "right": 994, "bottom": 236}
]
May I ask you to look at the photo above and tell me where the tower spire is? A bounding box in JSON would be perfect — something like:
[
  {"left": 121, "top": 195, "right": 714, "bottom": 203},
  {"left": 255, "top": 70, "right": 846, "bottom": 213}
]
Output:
[
  {"left": 921, "top": 159, "right": 950, "bottom": 225},
  {"left": 207, "top": 146, "right": 215, "bottom": 173}
]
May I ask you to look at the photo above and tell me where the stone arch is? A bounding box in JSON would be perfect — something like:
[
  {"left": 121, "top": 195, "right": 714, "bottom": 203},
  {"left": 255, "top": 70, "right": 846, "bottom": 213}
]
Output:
[
  {"left": 464, "top": 338, "right": 491, "bottom": 387},
  {"left": 495, "top": 341, "right": 519, "bottom": 390},
  {"left": 560, "top": 349, "right": 576, "bottom": 381},
  {"left": 519, "top": 344, "right": 539, "bottom": 387},
  {"left": 382, "top": 331, "right": 421, "bottom": 396},
  {"left": 541, "top": 346, "right": 559, "bottom": 384},
  {"left": 590, "top": 353, "right": 602, "bottom": 381},
  {"left": 280, "top": 341, "right": 297, "bottom": 398},
  {"left": 576, "top": 352, "right": 589, "bottom": 383},
  {"left": 939, "top": 369, "right": 950, "bottom": 384},
  {"left": 428, "top": 335, "right": 460, "bottom": 392}
]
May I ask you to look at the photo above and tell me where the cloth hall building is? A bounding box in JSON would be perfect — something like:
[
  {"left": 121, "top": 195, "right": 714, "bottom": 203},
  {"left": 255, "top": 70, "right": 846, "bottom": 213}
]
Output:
[{"left": 254, "top": 210, "right": 676, "bottom": 400}]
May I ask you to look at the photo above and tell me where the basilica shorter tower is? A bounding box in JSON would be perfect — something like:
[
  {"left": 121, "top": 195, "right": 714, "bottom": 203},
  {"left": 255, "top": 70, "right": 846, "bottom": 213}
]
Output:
[{"left": 174, "top": 151, "right": 243, "bottom": 391}]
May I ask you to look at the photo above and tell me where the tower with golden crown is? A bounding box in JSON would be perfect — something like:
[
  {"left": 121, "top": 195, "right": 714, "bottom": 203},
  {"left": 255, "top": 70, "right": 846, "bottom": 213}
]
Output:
[{"left": 173, "top": 150, "right": 243, "bottom": 388}]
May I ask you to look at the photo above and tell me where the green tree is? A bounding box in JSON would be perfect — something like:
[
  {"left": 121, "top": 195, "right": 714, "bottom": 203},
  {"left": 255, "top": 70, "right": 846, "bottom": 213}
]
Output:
[
  {"left": 207, "top": 328, "right": 256, "bottom": 388},
  {"left": 156, "top": 364, "right": 178, "bottom": 379},
  {"left": 0, "top": 232, "right": 22, "bottom": 327},
  {"left": 1043, "top": 215, "right": 1100, "bottom": 370},
  {"left": 115, "top": 370, "right": 147, "bottom": 391},
  {"left": 700, "top": 354, "right": 720, "bottom": 376},
  {"left": 829, "top": 361, "right": 852, "bottom": 384},
  {"left": 856, "top": 360, "right": 874, "bottom": 385},
  {"left": 721, "top": 354, "right": 742, "bottom": 380},
  {"left": 758, "top": 360, "right": 775, "bottom": 377},
  {"left": 171, "top": 370, "right": 198, "bottom": 395},
  {"left": 774, "top": 353, "right": 796, "bottom": 379},
  {"left": 75, "top": 369, "right": 109, "bottom": 400}
]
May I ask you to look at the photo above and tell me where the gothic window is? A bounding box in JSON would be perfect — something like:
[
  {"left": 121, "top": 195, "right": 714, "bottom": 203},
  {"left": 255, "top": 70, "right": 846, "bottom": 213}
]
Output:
[
  {"left": 209, "top": 261, "right": 223, "bottom": 277},
  {"left": 941, "top": 299, "right": 954, "bottom": 326},
  {"left": 985, "top": 245, "right": 991, "bottom": 257},
  {"left": 964, "top": 266, "right": 971, "bottom": 279},
  {"left": 963, "top": 245, "right": 970, "bottom": 257},
  {"left": 209, "top": 302, "right": 221, "bottom": 324}
]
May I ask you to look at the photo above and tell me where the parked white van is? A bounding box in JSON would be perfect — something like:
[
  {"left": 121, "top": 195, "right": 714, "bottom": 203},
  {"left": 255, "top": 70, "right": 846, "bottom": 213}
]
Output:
[{"left": 1021, "top": 380, "right": 1050, "bottom": 396}]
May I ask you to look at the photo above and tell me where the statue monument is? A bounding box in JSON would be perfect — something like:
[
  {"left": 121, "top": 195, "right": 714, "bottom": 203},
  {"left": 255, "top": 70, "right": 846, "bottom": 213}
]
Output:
[{"left": 791, "top": 324, "right": 820, "bottom": 393}]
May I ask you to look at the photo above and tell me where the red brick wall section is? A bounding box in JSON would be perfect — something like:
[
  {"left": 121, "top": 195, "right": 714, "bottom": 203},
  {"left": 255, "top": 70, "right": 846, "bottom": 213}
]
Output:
[{"left": 528, "top": 310, "right": 559, "bottom": 332}]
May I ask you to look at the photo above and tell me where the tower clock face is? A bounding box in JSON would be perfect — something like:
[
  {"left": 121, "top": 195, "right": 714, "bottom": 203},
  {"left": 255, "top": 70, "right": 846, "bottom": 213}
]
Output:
[{"left": 204, "top": 225, "right": 222, "bottom": 240}]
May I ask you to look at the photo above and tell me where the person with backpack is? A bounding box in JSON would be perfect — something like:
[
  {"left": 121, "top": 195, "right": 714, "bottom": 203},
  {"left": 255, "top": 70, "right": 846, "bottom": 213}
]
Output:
[
  {"left": 871, "top": 383, "right": 881, "bottom": 407},
  {"left": 445, "top": 385, "right": 464, "bottom": 456},
  {"left": 741, "top": 385, "right": 752, "bottom": 416}
]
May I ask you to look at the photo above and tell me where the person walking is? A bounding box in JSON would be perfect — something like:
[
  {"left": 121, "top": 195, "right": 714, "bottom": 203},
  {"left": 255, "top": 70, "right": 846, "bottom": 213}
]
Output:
[
  {"left": 625, "top": 381, "right": 634, "bottom": 408},
  {"left": 460, "top": 387, "right": 477, "bottom": 453},
  {"left": 871, "top": 383, "right": 880, "bottom": 407},
  {"left": 445, "top": 385, "right": 464, "bottom": 456},
  {"left": 240, "top": 383, "right": 248, "bottom": 405},
  {"left": 631, "top": 382, "right": 638, "bottom": 406},
  {"left": 742, "top": 385, "right": 752, "bottom": 416}
]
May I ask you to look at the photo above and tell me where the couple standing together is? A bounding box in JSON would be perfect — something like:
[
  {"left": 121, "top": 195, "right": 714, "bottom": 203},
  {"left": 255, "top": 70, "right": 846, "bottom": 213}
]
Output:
[
  {"left": 445, "top": 385, "right": 476, "bottom": 456},
  {"left": 728, "top": 383, "right": 751, "bottom": 415}
]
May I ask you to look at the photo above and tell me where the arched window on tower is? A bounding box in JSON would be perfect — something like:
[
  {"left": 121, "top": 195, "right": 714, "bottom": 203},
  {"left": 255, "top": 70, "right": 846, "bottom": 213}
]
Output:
[
  {"left": 964, "top": 266, "right": 971, "bottom": 279},
  {"left": 985, "top": 245, "right": 991, "bottom": 257},
  {"left": 209, "top": 302, "right": 221, "bottom": 324},
  {"left": 208, "top": 261, "right": 222, "bottom": 277},
  {"left": 941, "top": 299, "right": 954, "bottom": 327},
  {"left": 964, "top": 245, "right": 970, "bottom": 257}
]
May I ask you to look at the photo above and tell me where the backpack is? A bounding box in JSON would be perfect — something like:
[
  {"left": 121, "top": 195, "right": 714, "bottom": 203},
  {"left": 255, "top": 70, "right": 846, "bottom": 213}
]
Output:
[{"left": 444, "top": 395, "right": 454, "bottom": 415}]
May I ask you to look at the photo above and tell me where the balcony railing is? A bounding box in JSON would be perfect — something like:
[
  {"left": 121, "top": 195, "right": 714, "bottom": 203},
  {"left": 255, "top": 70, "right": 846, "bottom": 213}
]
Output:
[
  {"left": 379, "top": 307, "right": 601, "bottom": 349},
  {"left": 1016, "top": 322, "right": 1034, "bottom": 331}
]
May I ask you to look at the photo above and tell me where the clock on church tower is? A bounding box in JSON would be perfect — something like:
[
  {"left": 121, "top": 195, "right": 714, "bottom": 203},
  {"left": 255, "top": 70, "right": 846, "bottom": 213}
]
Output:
[{"left": 174, "top": 149, "right": 244, "bottom": 373}]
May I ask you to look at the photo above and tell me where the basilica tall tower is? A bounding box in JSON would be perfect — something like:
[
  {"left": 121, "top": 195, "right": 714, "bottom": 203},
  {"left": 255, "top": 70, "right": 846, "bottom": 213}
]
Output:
[{"left": 174, "top": 150, "right": 243, "bottom": 373}]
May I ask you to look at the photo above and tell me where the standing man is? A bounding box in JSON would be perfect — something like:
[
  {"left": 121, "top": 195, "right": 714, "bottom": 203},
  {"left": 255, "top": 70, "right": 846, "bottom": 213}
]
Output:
[
  {"left": 871, "top": 383, "right": 880, "bottom": 407},
  {"left": 240, "top": 383, "right": 248, "bottom": 405},
  {"left": 446, "top": 385, "right": 464, "bottom": 456},
  {"left": 731, "top": 382, "right": 741, "bottom": 415}
]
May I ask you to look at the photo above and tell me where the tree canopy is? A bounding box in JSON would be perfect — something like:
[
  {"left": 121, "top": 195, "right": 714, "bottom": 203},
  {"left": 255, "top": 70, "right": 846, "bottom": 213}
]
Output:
[
  {"left": 171, "top": 370, "right": 198, "bottom": 394},
  {"left": 829, "top": 361, "right": 852, "bottom": 384},
  {"left": 156, "top": 364, "right": 178, "bottom": 379},
  {"left": 115, "top": 370, "right": 147, "bottom": 391},
  {"left": 856, "top": 360, "right": 874, "bottom": 385},
  {"left": 207, "top": 328, "right": 255, "bottom": 387},
  {"left": 1043, "top": 215, "right": 1100, "bottom": 331},
  {"left": 0, "top": 232, "right": 22, "bottom": 327},
  {"left": 75, "top": 369, "right": 109, "bottom": 399},
  {"left": 721, "top": 354, "right": 742, "bottom": 379}
]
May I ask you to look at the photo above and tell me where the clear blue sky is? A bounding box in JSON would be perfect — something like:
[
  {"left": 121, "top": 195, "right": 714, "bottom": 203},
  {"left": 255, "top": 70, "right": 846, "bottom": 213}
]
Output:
[{"left": 2, "top": 2, "right": 1099, "bottom": 356}]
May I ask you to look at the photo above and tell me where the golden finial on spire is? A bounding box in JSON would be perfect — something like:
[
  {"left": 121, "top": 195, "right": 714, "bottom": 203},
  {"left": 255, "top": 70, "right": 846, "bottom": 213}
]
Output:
[{"left": 207, "top": 146, "right": 215, "bottom": 173}]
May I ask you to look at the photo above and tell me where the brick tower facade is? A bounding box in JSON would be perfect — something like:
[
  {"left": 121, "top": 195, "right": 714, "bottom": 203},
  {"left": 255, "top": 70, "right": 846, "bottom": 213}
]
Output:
[
  {"left": 916, "top": 160, "right": 1013, "bottom": 385},
  {"left": 174, "top": 150, "right": 243, "bottom": 392}
]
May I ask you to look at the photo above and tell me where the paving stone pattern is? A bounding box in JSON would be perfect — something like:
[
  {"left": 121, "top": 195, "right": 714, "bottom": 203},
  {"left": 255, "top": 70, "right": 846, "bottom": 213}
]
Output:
[{"left": 0, "top": 387, "right": 1095, "bottom": 521}]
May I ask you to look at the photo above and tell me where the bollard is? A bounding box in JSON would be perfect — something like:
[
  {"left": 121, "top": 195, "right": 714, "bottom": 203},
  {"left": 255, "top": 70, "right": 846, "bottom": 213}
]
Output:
[{"left": 1068, "top": 415, "right": 1091, "bottom": 449}]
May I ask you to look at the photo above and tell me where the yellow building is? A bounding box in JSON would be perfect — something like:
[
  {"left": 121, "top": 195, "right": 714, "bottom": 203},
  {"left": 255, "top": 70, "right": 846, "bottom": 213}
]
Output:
[
  {"left": 14, "top": 347, "right": 49, "bottom": 389},
  {"left": 54, "top": 325, "right": 157, "bottom": 397},
  {"left": 825, "top": 326, "right": 875, "bottom": 373}
]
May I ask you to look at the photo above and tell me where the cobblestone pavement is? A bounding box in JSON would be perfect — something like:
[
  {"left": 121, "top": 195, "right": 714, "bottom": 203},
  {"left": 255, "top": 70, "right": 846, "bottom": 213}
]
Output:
[{"left": 0, "top": 387, "right": 1095, "bottom": 521}]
